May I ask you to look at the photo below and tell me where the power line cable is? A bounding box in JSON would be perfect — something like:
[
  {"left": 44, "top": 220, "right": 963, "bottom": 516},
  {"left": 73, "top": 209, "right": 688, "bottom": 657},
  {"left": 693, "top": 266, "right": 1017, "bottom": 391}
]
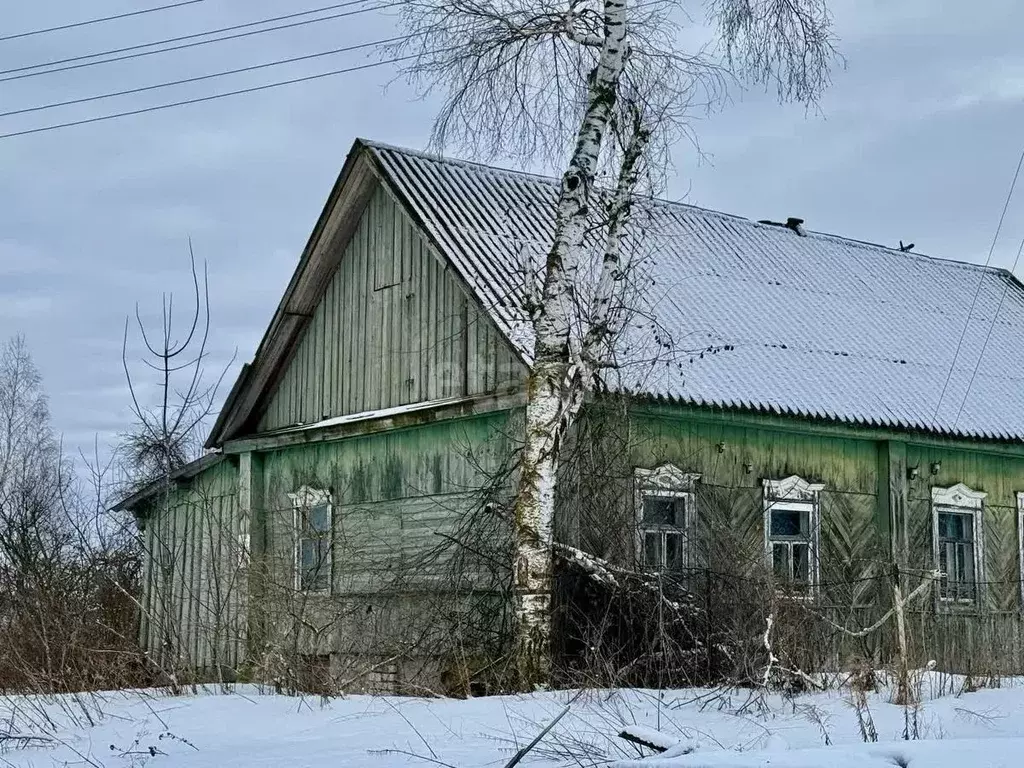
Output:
[
  {"left": 0, "top": 52, "right": 419, "bottom": 140},
  {"left": 951, "top": 233, "right": 1024, "bottom": 429},
  {"left": 0, "top": 0, "right": 207, "bottom": 43},
  {"left": 0, "top": 36, "right": 408, "bottom": 119},
  {"left": 0, "top": 0, "right": 387, "bottom": 83},
  {"left": 931, "top": 144, "right": 1024, "bottom": 422}
]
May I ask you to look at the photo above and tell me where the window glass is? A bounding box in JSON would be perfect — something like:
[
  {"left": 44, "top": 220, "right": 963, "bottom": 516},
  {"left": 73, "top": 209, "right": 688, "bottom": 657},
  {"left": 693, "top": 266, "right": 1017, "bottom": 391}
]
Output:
[
  {"left": 642, "top": 497, "right": 679, "bottom": 526},
  {"left": 937, "top": 509, "right": 976, "bottom": 601},
  {"left": 770, "top": 508, "right": 803, "bottom": 537},
  {"left": 639, "top": 494, "right": 689, "bottom": 570}
]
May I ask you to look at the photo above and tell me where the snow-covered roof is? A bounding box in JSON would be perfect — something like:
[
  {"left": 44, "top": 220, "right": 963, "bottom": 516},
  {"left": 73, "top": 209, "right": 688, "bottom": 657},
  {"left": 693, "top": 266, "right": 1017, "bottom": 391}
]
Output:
[{"left": 368, "top": 140, "right": 1024, "bottom": 442}]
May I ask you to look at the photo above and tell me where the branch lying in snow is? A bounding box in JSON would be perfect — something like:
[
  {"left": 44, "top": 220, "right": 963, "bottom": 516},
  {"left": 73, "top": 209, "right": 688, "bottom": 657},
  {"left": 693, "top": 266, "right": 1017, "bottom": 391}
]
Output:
[
  {"left": 503, "top": 704, "right": 572, "bottom": 768},
  {"left": 760, "top": 613, "right": 822, "bottom": 692},
  {"left": 618, "top": 724, "right": 691, "bottom": 754},
  {"left": 761, "top": 614, "right": 779, "bottom": 689},
  {"left": 0, "top": 732, "right": 52, "bottom": 746},
  {"left": 554, "top": 544, "right": 696, "bottom": 606}
]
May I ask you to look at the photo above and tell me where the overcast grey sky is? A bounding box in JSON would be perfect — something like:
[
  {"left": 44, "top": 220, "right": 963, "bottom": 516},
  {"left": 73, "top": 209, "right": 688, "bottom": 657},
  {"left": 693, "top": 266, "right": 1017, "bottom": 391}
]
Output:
[{"left": 2, "top": 0, "right": 1024, "bottom": 460}]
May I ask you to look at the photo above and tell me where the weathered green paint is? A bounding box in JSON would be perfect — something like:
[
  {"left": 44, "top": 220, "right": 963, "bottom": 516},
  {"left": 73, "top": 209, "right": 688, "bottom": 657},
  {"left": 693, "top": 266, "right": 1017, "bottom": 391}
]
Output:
[
  {"left": 906, "top": 443, "right": 1024, "bottom": 615},
  {"left": 634, "top": 402, "right": 1024, "bottom": 460},
  {"left": 259, "top": 411, "right": 511, "bottom": 588},
  {"left": 132, "top": 147, "right": 1024, "bottom": 686},
  {"left": 627, "top": 410, "right": 885, "bottom": 601},
  {"left": 621, "top": 405, "right": 1024, "bottom": 670},
  {"left": 877, "top": 440, "right": 908, "bottom": 566},
  {"left": 257, "top": 185, "right": 525, "bottom": 433},
  {"left": 141, "top": 391, "right": 1024, "bottom": 683},
  {"left": 138, "top": 457, "right": 245, "bottom": 675}
]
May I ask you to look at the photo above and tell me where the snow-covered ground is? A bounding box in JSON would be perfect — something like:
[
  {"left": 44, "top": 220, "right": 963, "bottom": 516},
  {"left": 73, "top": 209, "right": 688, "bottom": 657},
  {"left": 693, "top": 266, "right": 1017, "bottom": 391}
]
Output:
[{"left": 2, "top": 676, "right": 1024, "bottom": 767}]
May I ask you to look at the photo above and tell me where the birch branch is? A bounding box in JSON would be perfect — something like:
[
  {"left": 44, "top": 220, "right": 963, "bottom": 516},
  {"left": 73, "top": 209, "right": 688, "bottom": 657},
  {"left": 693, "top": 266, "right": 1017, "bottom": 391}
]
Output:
[
  {"left": 580, "top": 107, "right": 651, "bottom": 377},
  {"left": 804, "top": 570, "right": 940, "bottom": 639}
]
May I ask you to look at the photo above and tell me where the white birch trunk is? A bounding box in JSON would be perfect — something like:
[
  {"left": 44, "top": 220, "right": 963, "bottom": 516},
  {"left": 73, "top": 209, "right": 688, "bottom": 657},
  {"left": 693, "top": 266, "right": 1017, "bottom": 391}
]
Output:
[
  {"left": 582, "top": 122, "right": 649, "bottom": 375},
  {"left": 511, "top": 0, "right": 631, "bottom": 685}
]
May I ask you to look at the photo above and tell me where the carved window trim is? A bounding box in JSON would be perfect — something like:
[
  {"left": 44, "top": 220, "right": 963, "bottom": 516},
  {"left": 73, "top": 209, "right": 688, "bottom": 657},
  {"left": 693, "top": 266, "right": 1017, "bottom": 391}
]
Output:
[
  {"left": 763, "top": 475, "right": 824, "bottom": 597},
  {"left": 932, "top": 483, "right": 986, "bottom": 606},
  {"left": 634, "top": 464, "right": 701, "bottom": 572},
  {"left": 289, "top": 486, "right": 333, "bottom": 594}
]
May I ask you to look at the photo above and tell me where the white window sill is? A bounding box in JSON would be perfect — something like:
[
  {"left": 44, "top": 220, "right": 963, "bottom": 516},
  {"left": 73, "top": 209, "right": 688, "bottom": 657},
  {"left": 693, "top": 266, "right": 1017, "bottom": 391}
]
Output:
[{"left": 773, "top": 588, "right": 818, "bottom": 602}]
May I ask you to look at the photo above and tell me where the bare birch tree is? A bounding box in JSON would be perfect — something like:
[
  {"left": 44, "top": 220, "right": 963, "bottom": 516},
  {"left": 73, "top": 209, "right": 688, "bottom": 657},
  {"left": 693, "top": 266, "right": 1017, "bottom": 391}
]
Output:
[{"left": 393, "top": 0, "right": 838, "bottom": 684}]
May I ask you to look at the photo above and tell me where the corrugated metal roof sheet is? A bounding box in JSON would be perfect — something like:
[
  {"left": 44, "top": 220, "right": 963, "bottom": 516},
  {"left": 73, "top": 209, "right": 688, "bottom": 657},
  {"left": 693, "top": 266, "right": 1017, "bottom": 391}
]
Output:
[{"left": 367, "top": 140, "right": 1024, "bottom": 442}]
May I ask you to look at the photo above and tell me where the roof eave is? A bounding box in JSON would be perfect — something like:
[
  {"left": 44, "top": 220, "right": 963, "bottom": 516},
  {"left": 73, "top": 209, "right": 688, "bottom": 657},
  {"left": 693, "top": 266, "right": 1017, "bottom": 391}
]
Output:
[
  {"left": 110, "top": 453, "right": 227, "bottom": 514},
  {"left": 207, "top": 139, "right": 381, "bottom": 447}
]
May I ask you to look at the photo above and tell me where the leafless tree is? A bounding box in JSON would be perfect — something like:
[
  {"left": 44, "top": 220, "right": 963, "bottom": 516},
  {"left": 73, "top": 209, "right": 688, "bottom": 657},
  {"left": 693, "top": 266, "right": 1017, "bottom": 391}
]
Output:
[
  {"left": 116, "top": 244, "right": 236, "bottom": 686},
  {"left": 392, "top": 0, "right": 838, "bottom": 684},
  {"left": 120, "top": 243, "right": 234, "bottom": 491},
  {"left": 0, "top": 336, "right": 145, "bottom": 696},
  {"left": 0, "top": 335, "right": 71, "bottom": 582}
]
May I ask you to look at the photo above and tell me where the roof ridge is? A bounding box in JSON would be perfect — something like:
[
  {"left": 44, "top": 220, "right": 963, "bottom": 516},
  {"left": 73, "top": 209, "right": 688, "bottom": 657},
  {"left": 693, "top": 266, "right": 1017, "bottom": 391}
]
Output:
[
  {"left": 363, "top": 138, "right": 1010, "bottom": 277},
  {"left": 359, "top": 137, "right": 560, "bottom": 187}
]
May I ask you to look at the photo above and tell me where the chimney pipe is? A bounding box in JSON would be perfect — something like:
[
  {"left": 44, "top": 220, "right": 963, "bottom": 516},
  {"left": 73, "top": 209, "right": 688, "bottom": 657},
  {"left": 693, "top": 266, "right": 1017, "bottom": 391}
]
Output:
[{"left": 785, "top": 217, "right": 806, "bottom": 236}]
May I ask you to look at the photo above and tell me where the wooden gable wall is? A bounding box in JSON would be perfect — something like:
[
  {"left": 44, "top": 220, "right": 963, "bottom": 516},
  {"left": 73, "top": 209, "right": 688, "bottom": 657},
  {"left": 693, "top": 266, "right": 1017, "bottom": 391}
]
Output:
[
  {"left": 257, "top": 185, "right": 526, "bottom": 433},
  {"left": 138, "top": 458, "right": 245, "bottom": 674}
]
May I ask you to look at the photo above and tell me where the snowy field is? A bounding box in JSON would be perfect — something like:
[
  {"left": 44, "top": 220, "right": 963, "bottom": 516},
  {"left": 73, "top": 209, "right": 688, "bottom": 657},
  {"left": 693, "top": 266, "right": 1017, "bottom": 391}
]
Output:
[{"left": 3, "top": 676, "right": 1024, "bottom": 767}]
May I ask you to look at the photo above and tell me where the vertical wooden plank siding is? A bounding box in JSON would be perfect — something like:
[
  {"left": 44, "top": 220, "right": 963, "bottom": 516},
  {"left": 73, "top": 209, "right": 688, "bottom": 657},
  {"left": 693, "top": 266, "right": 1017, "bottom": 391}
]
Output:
[
  {"left": 877, "top": 440, "right": 908, "bottom": 566},
  {"left": 257, "top": 186, "right": 526, "bottom": 433},
  {"left": 138, "top": 460, "right": 243, "bottom": 674}
]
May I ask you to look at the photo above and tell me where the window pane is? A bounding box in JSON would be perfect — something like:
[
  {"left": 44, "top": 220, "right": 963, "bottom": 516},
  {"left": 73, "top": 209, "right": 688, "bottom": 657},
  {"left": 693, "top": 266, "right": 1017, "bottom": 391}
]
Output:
[
  {"left": 665, "top": 532, "right": 684, "bottom": 570},
  {"left": 300, "top": 539, "right": 316, "bottom": 571},
  {"left": 673, "top": 497, "right": 687, "bottom": 528},
  {"left": 300, "top": 540, "right": 316, "bottom": 589},
  {"left": 644, "top": 531, "right": 663, "bottom": 567},
  {"left": 312, "top": 565, "right": 329, "bottom": 592},
  {"left": 300, "top": 538, "right": 330, "bottom": 591},
  {"left": 940, "top": 511, "right": 974, "bottom": 542},
  {"left": 317, "top": 540, "right": 331, "bottom": 582},
  {"left": 962, "top": 543, "right": 974, "bottom": 588},
  {"left": 772, "top": 543, "right": 789, "bottom": 580},
  {"left": 954, "top": 542, "right": 968, "bottom": 582},
  {"left": 642, "top": 497, "right": 676, "bottom": 526},
  {"left": 939, "top": 539, "right": 976, "bottom": 601},
  {"left": 792, "top": 543, "right": 810, "bottom": 583},
  {"left": 770, "top": 508, "right": 803, "bottom": 537},
  {"left": 309, "top": 503, "right": 331, "bottom": 533}
]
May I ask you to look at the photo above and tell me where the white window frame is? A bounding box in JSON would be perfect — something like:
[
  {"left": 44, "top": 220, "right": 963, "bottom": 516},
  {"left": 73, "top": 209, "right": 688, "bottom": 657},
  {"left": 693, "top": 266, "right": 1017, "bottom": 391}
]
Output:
[
  {"left": 763, "top": 475, "right": 824, "bottom": 597},
  {"left": 289, "top": 486, "right": 333, "bottom": 594},
  {"left": 932, "top": 483, "right": 986, "bottom": 605},
  {"left": 634, "top": 464, "right": 700, "bottom": 572},
  {"left": 237, "top": 517, "right": 251, "bottom": 569}
]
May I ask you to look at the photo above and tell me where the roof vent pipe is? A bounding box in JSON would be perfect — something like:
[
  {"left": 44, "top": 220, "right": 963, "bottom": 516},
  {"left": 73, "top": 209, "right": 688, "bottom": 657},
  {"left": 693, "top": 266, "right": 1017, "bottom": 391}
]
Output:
[{"left": 785, "top": 217, "right": 806, "bottom": 236}]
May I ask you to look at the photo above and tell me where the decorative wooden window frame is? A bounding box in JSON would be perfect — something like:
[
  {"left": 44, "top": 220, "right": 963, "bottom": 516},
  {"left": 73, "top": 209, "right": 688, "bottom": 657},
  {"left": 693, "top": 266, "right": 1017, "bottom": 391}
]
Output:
[
  {"left": 763, "top": 475, "right": 824, "bottom": 597},
  {"left": 634, "top": 464, "right": 701, "bottom": 572},
  {"left": 931, "top": 483, "right": 986, "bottom": 606},
  {"left": 289, "top": 486, "right": 333, "bottom": 594}
]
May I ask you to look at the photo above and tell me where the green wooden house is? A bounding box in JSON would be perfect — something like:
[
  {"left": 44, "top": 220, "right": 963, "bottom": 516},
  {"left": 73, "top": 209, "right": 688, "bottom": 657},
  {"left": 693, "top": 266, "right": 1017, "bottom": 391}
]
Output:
[{"left": 116, "top": 139, "right": 1024, "bottom": 692}]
